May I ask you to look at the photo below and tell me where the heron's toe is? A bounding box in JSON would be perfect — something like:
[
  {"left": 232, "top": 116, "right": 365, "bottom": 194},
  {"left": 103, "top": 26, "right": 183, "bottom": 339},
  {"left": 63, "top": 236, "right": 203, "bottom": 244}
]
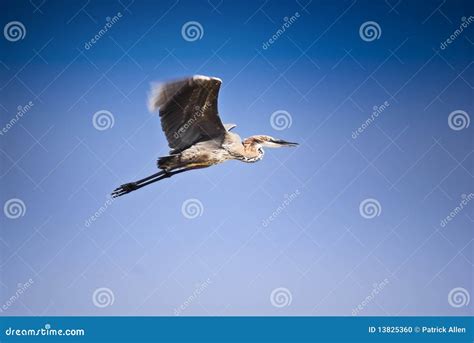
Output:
[{"left": 111, "top": 182, "right": 138, "bottom": 197}]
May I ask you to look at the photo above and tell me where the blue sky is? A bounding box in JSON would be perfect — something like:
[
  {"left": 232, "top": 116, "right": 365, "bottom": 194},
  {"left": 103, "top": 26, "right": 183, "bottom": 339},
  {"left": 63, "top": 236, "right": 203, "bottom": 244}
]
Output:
[{"left": 0, "top": 0, "right": 473, "bottom": 316}]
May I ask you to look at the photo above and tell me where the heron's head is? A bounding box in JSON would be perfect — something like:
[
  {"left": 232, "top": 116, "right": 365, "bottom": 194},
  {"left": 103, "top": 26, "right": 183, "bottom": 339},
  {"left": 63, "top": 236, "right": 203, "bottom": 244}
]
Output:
[
  {"left": 241, "top": 135, "right": 297, "bottom": 162},
  {"left": 247, "top": 135, "right": 299, "bottom": 148},
  {"left": 243, "top": 135, "right": 299, "bottom": 155}
]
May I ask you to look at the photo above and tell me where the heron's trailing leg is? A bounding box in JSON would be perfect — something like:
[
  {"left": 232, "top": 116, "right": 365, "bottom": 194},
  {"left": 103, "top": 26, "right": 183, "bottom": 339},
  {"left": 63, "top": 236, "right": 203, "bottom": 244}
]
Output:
[
  {"left": 111, "top": 167, "right": 195, "bottom": 198},
  {"left": 111, "top": 170, "right": 166, "bottom": 196},
  {"left": 112, "top": 170, "right": 168, "bottom": 197}
]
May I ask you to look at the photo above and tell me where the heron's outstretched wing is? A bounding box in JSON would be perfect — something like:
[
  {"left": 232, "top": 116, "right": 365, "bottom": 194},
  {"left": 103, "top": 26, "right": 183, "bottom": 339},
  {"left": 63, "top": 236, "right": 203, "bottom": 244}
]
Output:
[{"left": 148, "top": 75, "right": 226, "bottom": 153}]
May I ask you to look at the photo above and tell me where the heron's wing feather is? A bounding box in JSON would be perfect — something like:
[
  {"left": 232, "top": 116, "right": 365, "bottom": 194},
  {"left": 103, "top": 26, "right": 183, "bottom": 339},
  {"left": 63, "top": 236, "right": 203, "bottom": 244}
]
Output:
[
  {"left": 149, "top": 75, "right": 226, "bottom": 152},
  {"left": 224, "top": 123, "right": 237, "bottom": 131}
]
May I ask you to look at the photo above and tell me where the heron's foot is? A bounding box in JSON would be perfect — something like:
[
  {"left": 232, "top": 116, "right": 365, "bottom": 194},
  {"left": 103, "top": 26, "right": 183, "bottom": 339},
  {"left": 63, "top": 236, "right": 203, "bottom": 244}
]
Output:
[{"left": 111, "top": 182, "right": 139, "bottom": 198}]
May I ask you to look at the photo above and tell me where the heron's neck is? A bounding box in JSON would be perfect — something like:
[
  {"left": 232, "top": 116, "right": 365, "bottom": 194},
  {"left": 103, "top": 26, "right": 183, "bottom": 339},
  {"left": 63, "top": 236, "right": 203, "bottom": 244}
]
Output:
[{"left": 241, "top": 141, "right": 263, "bottom": 162}]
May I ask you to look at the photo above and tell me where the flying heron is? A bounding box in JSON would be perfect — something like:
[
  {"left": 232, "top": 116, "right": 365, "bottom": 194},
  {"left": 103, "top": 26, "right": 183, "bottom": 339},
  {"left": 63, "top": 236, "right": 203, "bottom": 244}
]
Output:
[{"left": 112, "top": 75, "right": 298, "bottom": 197}]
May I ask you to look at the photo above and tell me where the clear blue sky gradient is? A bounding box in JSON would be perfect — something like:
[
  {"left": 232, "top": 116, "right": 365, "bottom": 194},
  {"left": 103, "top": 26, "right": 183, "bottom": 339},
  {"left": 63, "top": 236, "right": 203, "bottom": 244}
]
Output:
[{"left": 0, "top": 0, "right": 473, "bottom": 315}]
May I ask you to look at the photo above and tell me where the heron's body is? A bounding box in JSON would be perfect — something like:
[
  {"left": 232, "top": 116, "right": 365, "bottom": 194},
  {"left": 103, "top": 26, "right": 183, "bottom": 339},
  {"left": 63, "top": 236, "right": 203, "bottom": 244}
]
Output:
[
  {"left": 112, "top": 75, "right": 297, "bottom": 197},
  {"left": 158, "top": 132, "right": 263, "bottom": 171}
]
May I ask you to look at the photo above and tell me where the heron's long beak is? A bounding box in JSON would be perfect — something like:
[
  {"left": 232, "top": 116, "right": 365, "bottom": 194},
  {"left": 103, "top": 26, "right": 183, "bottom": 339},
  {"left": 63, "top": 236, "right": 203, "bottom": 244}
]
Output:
[{"left": 271, "top": 139, "right": 299, "bottom": 147}]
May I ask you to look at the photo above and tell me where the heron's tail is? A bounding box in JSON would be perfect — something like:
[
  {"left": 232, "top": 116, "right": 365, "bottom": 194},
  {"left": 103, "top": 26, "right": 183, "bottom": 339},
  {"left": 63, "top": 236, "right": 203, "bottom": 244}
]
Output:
[{"left": 157, "top": 154, "right": 181, "bottom": 171}]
